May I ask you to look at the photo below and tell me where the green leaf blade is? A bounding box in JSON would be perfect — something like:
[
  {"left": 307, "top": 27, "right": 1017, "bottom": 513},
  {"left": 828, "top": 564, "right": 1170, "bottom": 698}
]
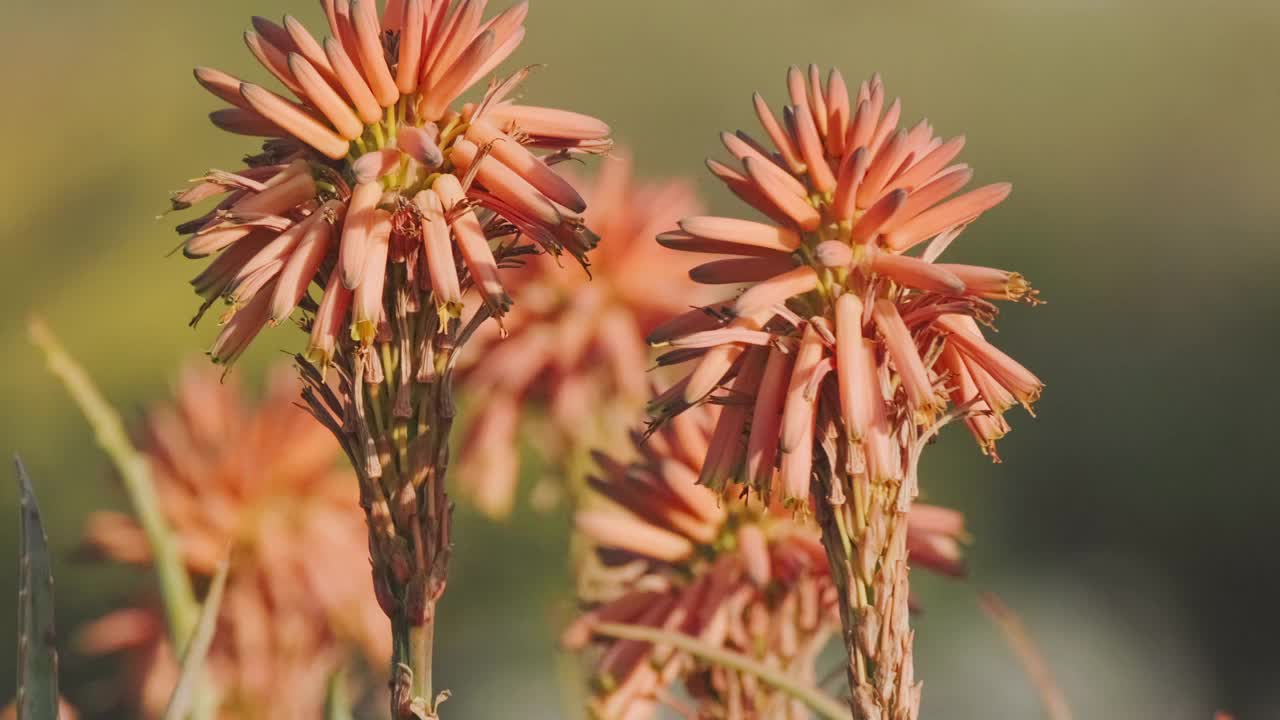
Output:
[{"left": 15, "top": 456, "right": 60, "bottom": 720}]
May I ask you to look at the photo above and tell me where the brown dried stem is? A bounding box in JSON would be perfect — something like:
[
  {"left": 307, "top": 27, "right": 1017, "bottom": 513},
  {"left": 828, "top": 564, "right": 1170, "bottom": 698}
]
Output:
[{"left": 814, "top": 459, "right": 920, "bottom": 720}]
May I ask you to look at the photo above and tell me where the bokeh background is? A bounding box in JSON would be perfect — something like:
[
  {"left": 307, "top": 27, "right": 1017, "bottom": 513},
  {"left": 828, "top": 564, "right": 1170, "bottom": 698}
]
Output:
[{"left": 4, "top": 0, "right": 1279, "bottom": 717}]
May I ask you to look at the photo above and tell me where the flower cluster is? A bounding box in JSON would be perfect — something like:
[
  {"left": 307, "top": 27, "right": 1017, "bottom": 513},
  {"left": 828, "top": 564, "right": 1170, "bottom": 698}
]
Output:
[
  {"left": 566, "top": 403, "right": 966, "bottom": 718},
  {"left": 80, "top": 365, "right": 387, "bottom": 719},
  {"left": 454, "top": 153, "right": 709, "bottom": 517},
  {"left": 650, "top": 67, "right": 1041, "bottom": 719},
  {"left": 165, "top": 4, "right": 611, "bottom": 714},
  {"left": 172, "top": 0, "right": 609, "bottom": 367}
]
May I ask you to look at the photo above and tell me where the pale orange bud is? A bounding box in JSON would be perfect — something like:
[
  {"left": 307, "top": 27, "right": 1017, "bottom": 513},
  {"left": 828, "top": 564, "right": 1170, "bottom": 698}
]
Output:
[
  {"left": 576, "top": 511, "right": 694, "bottom": 563},
  {"left": 485, "top": 104, "right": 611, "bottom": 140},
  {"left": 339, "top": 181, "right": 383, "bottom": 289},
  {"left": 240, "top": 83, "right": 350, "bottom": 160},
  {"left": 831, "top": 147, "right": 870, "bottom": 221},
  {"left": 885, "top": 135, "right": 966, "bottom": 194},
  {"left": 449, "top": 138, "right": 560, "bottom": 226},
  {"left": 813, "top": 240, "right": 853, "bottom": 268},
  {"left": 432, "top": 174, "right": 509, "bottom": 315},
  {"left": 465, "top": 117, "right": 585, "bottom": 212},
  {"left": 849, "top": 188, "right": 907, "bottom": 245},
  {"left": 270, "top": 200, "right": 341, "bottom": 323},
  {"left": 283, "top": 15, "right": 337, "bottom": 82},
  {"left": 351, "top": 148, "right": 401, "bottom": 184},
  {"left": 243, "top": 30, "right": 303, "bottom": 97},
  {"left": 396, "top": 125, "right": 444, "bottom": 168},
  {"left": 872, "top": 299, "right": 936, "bottom": 416},
  {"left": 422, "top": 0, "right": 485, "bottom": 88},
  {"left": 210, "top": 278, "right": 276, "bottom": 365},
  {"left": 869, "top": 250, "right": 966, "bottom": 294},
  {"left": 745, "top": 345, "right": 792, "bottom": 490},
  {"left": 886, "top": 183, "right": 1012, "bottom": 252},
  {"left": 743, "top": 157, "right": 820, "bottom": 231},
  {"left": 677, "top": 216, "right": 801, "bottom": 254},
  {"left": 732, "top": 265, "right": 819, "bottom": 318},
  {"left": 352, "top": 209, "right": 391, "bottom": 345},
  {"left": 287, "top": 53, "right": 363, "bottom": 140},
  {"left": 463, "top": 5, "right": 527, "bottom": 89},
  {"left": 752, "top": 92, "right": 804, "bottom": 174},
  {"left": 722, "top": 131, "right": 808, "bottom": 198},
  {"left": 193, "top": 66, "right": 252, "bottom": 109},
  {"left": 790, "top": 91, "right": 836, "bottom": 193},
  {"left": 395, "top": 0, "right": 426, "bottom": 93},
  {"left": 779, "top": 323, "right": 824, "bottom": 504},
  {"left": 826, "top": 69, "right": 851, "bottom": 156},
  {"left": 683, "top": 343, "right": 744, "bottom": 404},
  {"left": 322, "top": 36, "right": 381, "bottom": 125},
  {"left": 419, "top": 30, "right": 495, "bottom": 121},
  {"left": 867, "top": 97, "right": 902, "bottom": 158},
  {"left": 937, "top": 314, "right": 1043, "bottom": 409},
  {"left": 229, "top": 168, "right": 315, "bottom": 217},
  {"left": 411, "top": 190, "right": 462, "bottom": 309},
  {"left": 350, "top": 0, "right": 398, "bottom": 107},
  {"left": 737, "top": 524, "right": 772, "bottom": 586},
  {"left": 883, "top": 166, "right": 974, "bottom": 234},
  {"left": 857, "top": 129, "right": 910, "bottom": 208}
]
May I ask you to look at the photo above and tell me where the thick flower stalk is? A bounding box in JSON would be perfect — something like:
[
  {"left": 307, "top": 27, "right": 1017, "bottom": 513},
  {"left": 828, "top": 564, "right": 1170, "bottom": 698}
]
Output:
[
  {"left": 651, "top": 67, "right": 1042, "bottom": 719},
  {"left": 566, "top": 404, "right": 967, "bottom": 719},
  {"left": 455, "top": 153, "right": 708, "bottom": 517},
  {"left": 79, "top": 366, "right": 389, "bottom": 719},
  {"left": 167, "top": 2, "right": 609, "bottom": 716}
]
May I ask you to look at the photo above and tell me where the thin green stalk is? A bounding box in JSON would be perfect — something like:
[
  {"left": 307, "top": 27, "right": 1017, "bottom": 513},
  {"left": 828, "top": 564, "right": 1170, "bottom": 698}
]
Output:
[
  {"left": 29, "top": 318, "right": 216, "bottom": 719},
  {"left": 163, "top": 554, "right": 230, "bottom": 720},
  {"left": 410, "top": 621, "right": 434, "bottom": 706},
  {"left": 324, "top": 670, "right": 355, "bottom": 720},
  {"left": 591, "top": 622, "right": 848, "bottom": 720}
]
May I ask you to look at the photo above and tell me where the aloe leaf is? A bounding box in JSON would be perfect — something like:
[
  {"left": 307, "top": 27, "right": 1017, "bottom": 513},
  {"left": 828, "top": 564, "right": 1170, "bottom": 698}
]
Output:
[{"left": 15, "top": 456, "right": 59, "bottom": 720}]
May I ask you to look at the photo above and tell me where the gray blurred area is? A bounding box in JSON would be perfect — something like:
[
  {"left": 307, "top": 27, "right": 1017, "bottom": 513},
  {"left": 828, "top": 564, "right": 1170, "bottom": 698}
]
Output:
[{"left": 2, "top": 1, "right": 1278, "bottom": 717}]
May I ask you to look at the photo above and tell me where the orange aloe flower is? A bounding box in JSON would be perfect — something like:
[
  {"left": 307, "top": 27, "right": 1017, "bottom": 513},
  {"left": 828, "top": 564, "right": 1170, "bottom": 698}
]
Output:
[
  {"left": 565, "top": 403, "right": 966, "bottom": 719},
  {"left": 79, "top": 365, "right": 389, "bottom": 719},
  {"left": 651, "top": 66, "right": 1042, "bottom": 719},
  {"left": 454, "top": 152, "right": 710, "bottom": 517},
  {"left": 166, "top": 4, "right": 612, "bottom": 713},
  {"left": 171, "top": 0, "right": 610, "bottom": 367}
]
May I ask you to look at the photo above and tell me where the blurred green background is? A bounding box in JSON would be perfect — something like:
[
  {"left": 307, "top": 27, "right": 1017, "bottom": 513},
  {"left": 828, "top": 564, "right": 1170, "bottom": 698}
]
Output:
[{"left": 4, "top": 0, "right": 1279, "bottom": 717}]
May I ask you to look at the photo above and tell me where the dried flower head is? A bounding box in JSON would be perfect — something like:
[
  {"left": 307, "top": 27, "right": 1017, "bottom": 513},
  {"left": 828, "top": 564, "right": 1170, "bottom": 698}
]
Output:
[
  {"left": 565, "top": 404, "right": 966, "bottom": 718},
  {"left": 171, "top": 0, "right": 610, "bottom": 367},
  {"left": 454, "top": 152, "right": 708, "bottom": 517},
  {"left": 80, "top": 365, "right": 388, "bottom": 719},
  {"left": 652, "top": 66, "right": 1041, "bottom": 720}
]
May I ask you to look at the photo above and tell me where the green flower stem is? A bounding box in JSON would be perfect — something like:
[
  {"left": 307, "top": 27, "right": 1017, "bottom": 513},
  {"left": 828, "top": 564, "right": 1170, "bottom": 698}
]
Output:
[
  {"left": 590, "top": 622, "right": 848, "bottom": 720},
  {"left": 29, "top": 318, "right": 217, "bottom": 719}
]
